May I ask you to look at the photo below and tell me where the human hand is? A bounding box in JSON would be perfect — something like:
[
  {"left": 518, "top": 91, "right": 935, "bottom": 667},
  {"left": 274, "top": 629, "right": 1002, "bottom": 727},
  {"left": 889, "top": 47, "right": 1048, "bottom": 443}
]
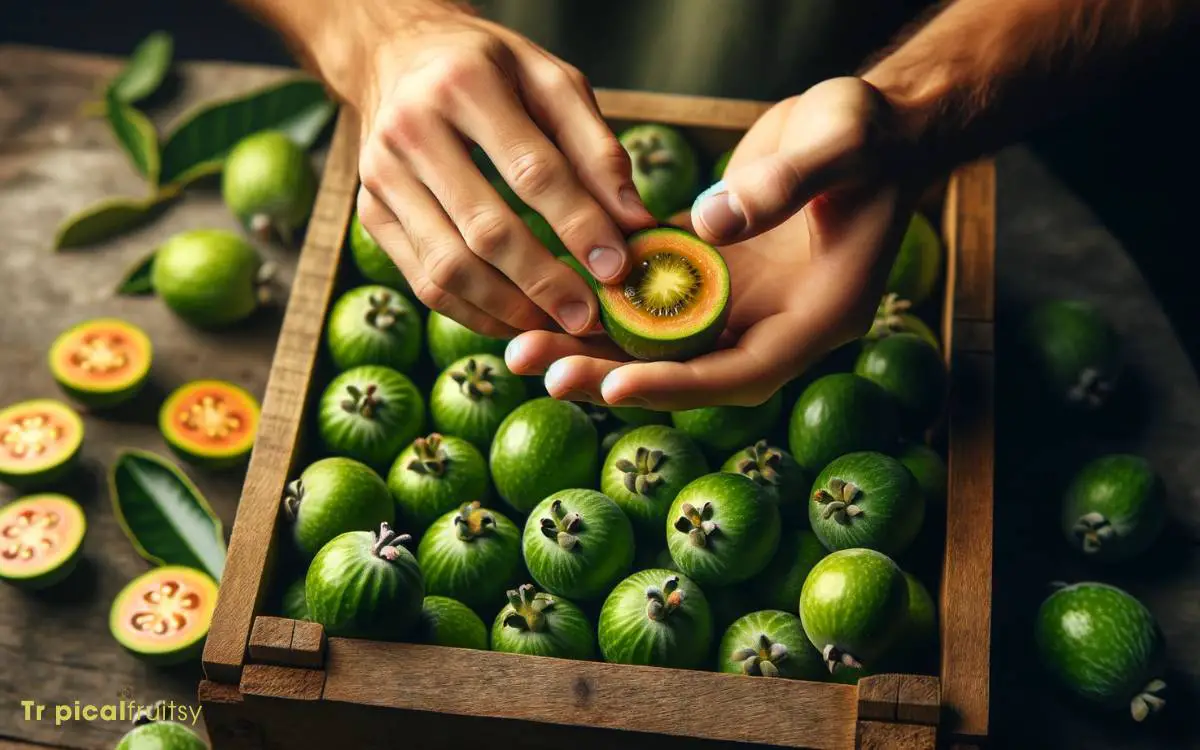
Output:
[
  {"left": 346, "top": 2, "right": 656, "bottom": 339},
  {"left": 505, "top": 77, "right": 921, "bottom": 410}
]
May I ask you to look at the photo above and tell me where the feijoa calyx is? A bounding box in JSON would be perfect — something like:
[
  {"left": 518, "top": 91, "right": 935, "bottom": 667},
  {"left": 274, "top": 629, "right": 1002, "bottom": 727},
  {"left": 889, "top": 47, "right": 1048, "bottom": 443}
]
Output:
[
  {"left": 491, "top": 583, "right": 596, "bottom": 660},
  {"left": 1062, "top": 455, "right": 1165, "bottom": 562},
  {"left": 283, "top": 456, "right": 394, "bottom": 560},
  {"left": 597, "top": 228, "right": 730, "bottom": 362},
  {"left": 387, "top": 433, "right": 490, "bottom": 534},
  {"left": 598, "top": 568, "right": 713, "bottom": 669},
  {"left": 417, "top": 501, "right": 523, "bottom": 618},
  {"left": 600, "top": 424, "right": 709, "bottom": 539},
  {"left": 721, "top": 440, "right": 810, "bottom": 528},
  {"left": 430, "top": 354, "right": 527, "bottom": 452},
  {"left": 0, "top": 494, "right": 86, "bottom": 590},
  {"left": 522, "top": 489, "right": 635, "bottom": 601},
  {"left": 325, "top": 285, "right": 422, "bottom": 373},
  {"left": 666, "top": 472, "right": 781, "bottom": 586},
  {"left": 718, "top": 609, "right": 825, "bottom": 680},
  {"left": 316, "top": 365, "right": 425, "bottom": 472},
  {"left": 809, "top": 451, "right": 925, "bottom": 557},
  {"left": 1020, "top": 299, "right": 1121, "bottom": 410},
  {"left": 221, "top": 130, "right": 317, "bottom": 241}
]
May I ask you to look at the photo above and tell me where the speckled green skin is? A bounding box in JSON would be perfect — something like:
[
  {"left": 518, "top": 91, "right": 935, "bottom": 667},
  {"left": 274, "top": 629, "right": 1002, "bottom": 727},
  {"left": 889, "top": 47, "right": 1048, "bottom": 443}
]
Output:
[
  {"left": 886, "top": 213, "right": 942, "bottom": 307},
  {"left": 619, "top": 124, "right": 700, "bottom": 220},
  {"left": 115, "top": 721, "right": 207, "bottom": 750},
  {"left": 788, "top": 373, "right": 900, "bottom": 474},
  {"left": 522, "top": 211, "right": 569, "bottom": 256},
  {"left": 721, "top": 442, "right": 810, "bottom": 528},
  {"left": 427, "top": 311, "right": 510, "bottom": 371},
  {"left": 489, "top": 398, "right": 599, "bottom": 514},
  {"left": 325, "top": 286, "right": 422, "bottom": 373},
  {"left": 416, "top": 504, "right": 523, "bottom": 618},
  {"left": 491, "top": 589, "right": 595, "bottom": 659},
  {"left": 718, "top": 610, "right": 825, "bottom": 680},
  {"left": 854, "top": 333, "right": 947, "bottom": 433},
  {"left": 430, "top": 354, "right": 527, "bottom": 453},
  {"left": 316, "top": 365, "right": 425, "bottom": 472},
  {"left": 809, "top": 452, "right": 925, "bottom": 557},
  {"left": 1061, "top": 455, "right": 1165, "bottom": 562},
  {"left": 287, "top": 457, "right": 394, "bottom": 560},
  {"left": 280, "top": 576, "right": 309, "bottom": 621},
  {"left": 522, "top": 489, "right": 635, "bottom": 601},
  {"left": 666, "top": 473, "right": 780, "bottom": 586},
  {"left": 387, "top": 435, "right": 489, "bottom": 534},
  {"left": 598, "top": 569, "right": 712, "bottom": 669},
  {"left": 221, "top": 130, "right": 317, "bottom": 237},
  {"left": 600, "top": 425, "right": 709, "bottom": 539},
  {"left": 897, "top": 443, "right": 948, "bottom": 507},
  {"left": 866, "top": 308, "right": 940, "bottom": 351},
  {"left": 883, "top": 572, "right": 937, "bottom": 672},
  {"left": 305, "top": 529, "right": 425, "bottom": 641},
  {"left": 799, "top": 548, "right": 908, "bottom": 673},
  {"left": 1020, "top": 299, "right": 1122, "bottom": 410},
  {"left": 600, "top": 289, "right": 729, "bottom": 363},
  {"left": 349, "top": 211, "right": 410, "bottom": 292},
  {"left": 749, "top": 529, "right": 828, "bottom": 613},
  {"left": 151, "top": 229, "right": 262, "bottom": 328},
  {"left": 1035, "top": 582, "right": 1166, "bottom": 715},
  {"left": 416, "top": 595, "right": 488, "bottom": 650},
  {"left": 672, "top": 390, "right": 783, "bottom": 456}
]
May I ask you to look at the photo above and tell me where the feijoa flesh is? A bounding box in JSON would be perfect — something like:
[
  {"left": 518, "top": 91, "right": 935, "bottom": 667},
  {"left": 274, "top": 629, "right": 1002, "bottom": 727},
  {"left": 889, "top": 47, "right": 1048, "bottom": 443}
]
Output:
[
  {"left": 159, "top": 380, "right": 260, "bottom": 470},
  {"left": 666, "top": 472, "right": 780, "bottom": 586},
  {"left": 430, "top": 354, "right": 527, "bottom": 452},
  {"left": 489, "top": 398, "right": 598, "bottom": 514},
  {"left": 151, "top": 229, "right": 265, "bottom": 328},
  {"left": 417, "top": 501, "right": 522, "bottom": 618},
  {"left": 788, "top": 373, "right": 900, "bottom": 474},
  {"left": 491, "top": 583, "right": 595, "bottom": 660},
  {"left": 721, "top": 440, "right": 810, "bottom": 528},
  {"left": 0, "top": 399, "right": 84, "bottom": 490},
  {"left": 283, "top": 456, "right": 394, "bottom": 560},
  {"left": 48, "top": 318, "right": 152, "bottom": 408},
  {"left": 387, "top": 433, "right": 489, "bottom": 534},
  {"left": 672, "top": 389, "right": 783, "bottom": 456},
  {"left": 416, "top": 595, "right": 488, "bottom": 650},
  {"left": 1062, "top": 455, "right": 1165, "bottom": 562},
  {"left": 1021, "top": 299, "right": 1121, "bottom": 410},
  {"left": 598, "top": 569, "right": 713, "bottom": 669},
  {"left": 325, "top": 285, "right": 422, "bottom": 373},
  {"left": 0, "top": 494, "right": 86, "bottom": 590},
  {"left": 522, "top": 488, "right": 635, "bottom": 601},
  {"left": 809, "top": 451, "right": 925, "bottom": 557},
  {"left": 221, "top": 130, "right": 317, "bottom": 241},
  {"left": 718, "top": 609, "right": 825, "bottom": 680},
  {"left": 600, "top": 424, "right": 709, "bottom": 539},
  {"left": 316, "top": 365, "right": 425, "bottom": 472},
  {"left": 110, "top": 565, "right": 219, "bottom": 665}
]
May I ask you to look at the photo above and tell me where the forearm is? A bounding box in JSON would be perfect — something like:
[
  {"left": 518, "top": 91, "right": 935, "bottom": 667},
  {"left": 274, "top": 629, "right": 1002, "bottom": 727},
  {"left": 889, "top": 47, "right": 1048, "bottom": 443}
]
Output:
[{"left": 863, "top": 0, "right": 1200, "bottom": 174}]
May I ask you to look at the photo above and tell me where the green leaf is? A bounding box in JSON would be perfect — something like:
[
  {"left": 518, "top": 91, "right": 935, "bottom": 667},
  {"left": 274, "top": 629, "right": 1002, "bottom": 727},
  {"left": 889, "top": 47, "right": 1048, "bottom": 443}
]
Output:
[
  {"left": 110, "top": 31, "right": 174, "bottom": 105},
  {"left": 105, "top": 90, "right": 160, "bottom": 182},
  {"left": 115, "top": 250, "right": 157, "bottom": 295},
  {"left": 53, "top": 189, "right": 179, "bottom": 250},
  {"left": 158, "top": 78, "right": 335, "bottom": 189},
  {"left": 109, "top": 449, "right": 227, "bottom": 581}
]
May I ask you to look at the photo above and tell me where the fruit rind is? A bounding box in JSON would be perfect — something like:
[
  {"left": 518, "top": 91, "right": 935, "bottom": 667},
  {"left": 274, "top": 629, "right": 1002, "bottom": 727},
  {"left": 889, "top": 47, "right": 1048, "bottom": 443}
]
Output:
[
  {"left": 1060, "top": 455, "right": 1165, "bottom": 562},
  {"left": 0, "top": 493, "right": 86, "bottom": 589},
  {"left": 115, "top": 720, "right": 207, "bottom": 750},
  {"left": 151, "top": 229, "right": 263, "bottom": 328},
  {"left": 521, "top": 488, "right": 636, "bottom": 601},
  {"left": 159, "top": 380, "right": 260, "bottom": 470},
  {"left": 349, "top": 211, "right": 410, "bottom": 292},
  {"left": 221, "top": 130, "right": 318, "bottom": 239},
  {"left": 598, "top": 568, "right": 713, "bottom": 669},
  {"left": 0, "top": 398, "right": 85, "bottom": 489},
  {"left": 48, "top": 318, "right": 153, "bottom": 408},
  {"left": 109, "top": 565, "right": 219, "bottom": 665}
]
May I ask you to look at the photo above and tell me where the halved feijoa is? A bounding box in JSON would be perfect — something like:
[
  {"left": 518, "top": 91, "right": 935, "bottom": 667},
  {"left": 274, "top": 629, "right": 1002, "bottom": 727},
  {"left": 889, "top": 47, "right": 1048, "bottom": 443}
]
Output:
[
  {"left": 491, "top": 583, "right": 595, "bottom": 660},
  {"left": 489, "top": 398, "right": 598, "bottom": 514},
  {"left": 522, "top": 489, "right": 635, "bottom": 601},
  {"left": 159, "top": 380, "right": 260, "bottom": 470},
  {"left": 809, "top": 451, "right": 925, "bottom": 557},
  {"left": 787, "top": 373, "right": 900, "bottom": 474},
  {"left": 619, "top": 124, "right": 700, "bottom": 220},
  {"left": 48, "top": 318, "right": 152, "bottom": 408},
  {"left": 0, "top": 399, "right": 84, "bottom": 490},
  {"left": 597, "top": 228, "right": 730, "bottom": 362},
  {"left": 349, "top": 210, "right": 410, "bottom": 292},
  {"left": 115, "top": 718, "right": 207, "bottom": 750},
  {"left": 666, "top": 472, "right": 780, "bottom": 586},
  {"left": 387, "top": 433, "right": 489, "bottom": 534},
  {"left": 598, "top": 569, "right": 712, "bottom": 669},
  {"left": 600, "top": 424, "right": 709, "bottom": 539},
  {"left": 283, "top": 456, "right": 394, "bottom": 560},
  {"left": 886, "top": 212, "right": 943, "bottom": 307},
  {"left": 316, "top": 365, "right": 425, "bottom": 472},
  {"left": 325, "top": 285, "right": 422, "bottom": 373},
  {"left": 417, "top": 501, "right": 523, "bottom": 618},
  {"left": 1020, "top": 299, "right": 1121, "bottom": 410},
  {"left": 415, "top": 595, "right": 488, "bottom": 650},
  {"left": 109, "top": 565, "right": 219, "bottom": 665},
  {"left": 718, "top": 609, "right": 825, "bottom": 680},
  {"left": 0, "top": 494, "right": 86, "bottom": 590},
  {"left": 430, "top": 354, "right": 527, "bottom": 452},
  {"left": 671, "top": 389, "right": 783, "bottom": 456},
  {"left": 427, "top": 311, "right": 509, "bottom": 371},
  {"left": 1061, "top": 454, "right": 1165, "bottom": 562}
]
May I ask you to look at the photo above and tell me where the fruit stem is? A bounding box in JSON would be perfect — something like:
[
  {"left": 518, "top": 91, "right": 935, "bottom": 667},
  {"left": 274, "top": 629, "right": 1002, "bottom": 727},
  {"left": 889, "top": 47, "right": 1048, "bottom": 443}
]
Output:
[
  {"left": 282, "top": 479, "right": 304, "bottom": 521},
  {"left": 627, "top": 133, "right": 675, "bottom": 174},
  {"left": 821, "top": 643, "right": 862, "bottom": 673},
  {"left": 341, "top": 384, "right": 383, "bottom": 419},
  {"left": 672, "top": 501, "right": 718, "bottom": 548},
  {"left": 372, "top": 522, "right": 412, "bottom": 561},
  {"left": 1072, "top": 512, "right": 1115, "bottom": 553},
  {"left": 449, "top": 358, "right": 497, "bottom": 401},
  {"left": 615, "top": 446, "right": 668, "bottom": 496},
  {"left": 735, "top": 440, "right": 782, "bottom": 487},
  {"left": 869, "top": 293, "right": 913, "bottom": 339},
  {"left": 365, "top": 291, "right": 404, "bottom": 330},
  {"left": 503, "top": 584, "right": 554, "bottom": 632},
  {"left": 537, "top": 498, "right": 584, "bottom": 550},
  {"left": 407, "top": 433, "right": 448, "bottom": 477},
  {"left": 644, "top": 575, "right": 685, "bottom": 622},
  {"left": 812, "top": 478, "right": 864, "bottom": 525},
  {"left": 1130, "top": 678, "right": 1167, "bottom": 722},
  {"left": 731, "top": 633, "right": 791, "bottom": 677},
  {"left": 1067, "top": 367, "right": 1115, "bottom": 409},
  {"left": 452, "top": 501, "right": 496, "bottom": 542}
]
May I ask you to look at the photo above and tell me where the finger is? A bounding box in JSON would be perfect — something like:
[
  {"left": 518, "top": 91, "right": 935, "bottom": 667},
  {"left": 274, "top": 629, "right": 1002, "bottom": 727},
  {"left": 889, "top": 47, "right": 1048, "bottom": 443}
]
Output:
[
  {"left": 541, "top": 355, "right": 624, "bottom": 403},
  {"left": 355, "top": 187, "right": 523, "bottom": 340},
  {"left": 505, "top": 329, "right": 631, "bottom": 376},
  {"left": 360, "top": 132, "right": 553, "bottom": 332}
]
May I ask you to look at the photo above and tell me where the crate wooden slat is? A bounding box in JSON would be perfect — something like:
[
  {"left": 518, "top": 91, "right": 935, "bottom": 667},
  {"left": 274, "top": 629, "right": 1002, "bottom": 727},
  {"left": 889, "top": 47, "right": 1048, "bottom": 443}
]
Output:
[{"left": 200, "top": 89, "right": 995, "bottom": 749}]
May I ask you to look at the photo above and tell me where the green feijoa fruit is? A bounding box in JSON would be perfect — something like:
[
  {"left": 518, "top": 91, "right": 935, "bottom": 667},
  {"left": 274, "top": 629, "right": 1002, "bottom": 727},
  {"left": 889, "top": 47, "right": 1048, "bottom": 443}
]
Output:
[
  {"left": 718, "top": 610, "right": 825, "bottom": 680},
  {"left": 598, "top": 569, "right": 712, "bottom": 669},
  {"left": 427, "top": 310, "right": 510, "bottom": 371},
  {"left": 325, "top": 285, "right": 422, "bottom": 373},
  {"left": 110, "top": 565, "right": 218, "bottom": 665},
  {"left": 866, "top": 293, "right": 940, "bottom": 351},
  {"left": 596, "top": 228, "right": 731, "bottom": 361},
  {"left": 0, "top": 399, "right": 84, "bottom": 490},
  {"left": 1062, "top": 455, "right": 1165, "bottom": 562},
  {"left": 415, "top": 595, "right": 488, "bottom": 650},
  {"left": 283, "top": 456, "right": 394, "bottom": 560},
  {"left": 491, "top": 583, "right": 596, "bottom": 660},
  {"left": 721, "top": 440, "right": 810, "bottom": 528},
  {"left": 619, "top": 124, "right": 699, "bottom": 220},
  {"left": 490, "top": 398, "right": 599, "bottom": 514},
  {"left": 600, "top": 425, "right": 709, "bottom": 539},
  {"left": 430, "top": 354, "right": 527, "bottom": 452},
  {"left": 666, "top": 472, "right": 780, "bottom": 586},
  {"left": 749, "top": 529, "right": 828, "bottom": 613},
  {"left": 854, "top": 333, "right": 947, "bottom": 433},
  {"left": 893, "top": 572, "right": 937, "bottom": 665},
  {"left": 1020, "top": 299, "right": 1121, "bottom": 410},
  {"left": 521, "top": 211, "right": 568, "bottom": 256},
  {"left": 886, "top": 212, "right": 943, "bottom": 307},
  {"left": 221, "top": 130, "right": 317, "bottom": 240},
  {"left": 387, "top": 433, "right": 489, "bottom": 534},
  {"left": 600, "top": 424, "right": 634, "bottom": 456},
  {"left": 809, "top": 452, "right": 925, "bottom": 557},
  {"left": 788, "top": 373, "right": 900, "bottom": 474},
  {"left": 349, "top": 211, "right": 410, "bottom": 292},
  {"left": 896, "top": 443, "right": 948, "bottom": 507},
  {"left": 151, "top": 229, "right": 264, "bottom": 328},
  {"left": 280, "top": 575, "right": 309, "bottom": 621},
  {"left": 672, "top": 389, "right": 784, "bottom": 456},
  {"left": 305, "top": 522, "right": 424, "bottom": 640},
  {"left": 0, "top": 494, "right": 86, "bottom": 590},
  {"left": 1035, "top": 582, "right": 1167, "bottom": 721},
  {"left": 800, "top": 548, "right": 908, "bottom": 675},
  {"left": 316, "top": 365, "right": 425, "bottom": 472},
  {"left": 417, "top": 501, "right": 522, "bottom": 617},
  {"left": 609, "top": 405, "right": 670, "bottom": 427},
  {"left": 522, "top": 489, "right": 635, "bottom": 601},
  {"left": 712, "top": 149, "right": 732, "bottom": 182},
  {"left": 115, "top": 719, "right": 207, "bottom": 750}
]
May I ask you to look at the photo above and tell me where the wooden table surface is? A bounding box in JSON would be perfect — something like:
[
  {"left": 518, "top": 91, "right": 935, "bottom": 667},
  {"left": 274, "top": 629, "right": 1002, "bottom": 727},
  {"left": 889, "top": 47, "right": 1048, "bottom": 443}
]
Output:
[{"left": 1, "top": 45, "right": 1197, "bottom": 750}]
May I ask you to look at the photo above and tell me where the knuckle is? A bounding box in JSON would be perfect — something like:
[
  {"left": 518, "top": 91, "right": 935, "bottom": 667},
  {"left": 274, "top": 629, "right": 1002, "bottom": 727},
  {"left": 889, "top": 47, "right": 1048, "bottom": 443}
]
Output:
[
  {"left": 521, "top": 266, "right": 569, "bottom": 304},
  {"left": 423, "top": 50, "right": 488, "bottom": 103},
  {"left": 380, "top": 102, "right": 428, "bottom": 153},
  {"left": 460, "top": 208, "right": 513, "bottom": 261},
  {"left": 425, "top": 248, "right": 470, "bottom": 291},
  {"left": 412, "top": 278, "right": 451, "bottom": 312},
  {"left": 596, "top": 136, "right": 634, "bottom": 176},
  {"left": 546, "top": 210, "right": 594, "bottom": 250},
  {"left": 561, "top": 64, "right": 590, "bottom": 94},
  {"left": 507, "top": 148, "right": 560, "bottom": 198}
]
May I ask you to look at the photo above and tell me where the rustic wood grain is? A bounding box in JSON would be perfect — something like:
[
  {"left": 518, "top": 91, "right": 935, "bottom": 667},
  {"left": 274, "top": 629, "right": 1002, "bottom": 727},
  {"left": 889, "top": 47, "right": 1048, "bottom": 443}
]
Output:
[
  {"left": 855, "top": 721, "right": 936, "bottom": 750},
  {"left": 322, "top": 638, "right": 859, "bottom": 749},
  {"left": 288, "top": 621, "right": 327, "bottom": 668},
  {"left": 856, "top": 674, "right": 900, "bottom": 722},
  {"left": 240, "top": 665, "right": 325, "bottom": 702},
  {"left": 948, "top": 161, "right": 996, "bottom": 322},
  {"left": 594, "top": 89, "right": 771, "bottom": 131},
  {"left": 247, "top": 616, "right": 295, "bottom": 665},
  {"left": 895, "top": 676, "right": 941, "bottom": 726}
]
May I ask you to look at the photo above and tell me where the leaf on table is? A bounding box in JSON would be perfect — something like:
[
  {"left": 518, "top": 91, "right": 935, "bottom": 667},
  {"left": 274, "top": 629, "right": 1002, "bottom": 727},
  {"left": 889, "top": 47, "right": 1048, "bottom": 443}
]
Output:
[
  {"left": 109, "top": 449, "right": 227, "bottom": 582},
  {"left": 115, "top": 250, "right": 157, "bottom": 296},
  {"left": 53, "top": 189, "right": 179, "bottom": 250},
  {"left": 158, "top": 78, "right": 336, "bottom": 189},
  {"left": 105, "top": 91, "right": 160, "bottom": 182},
  {"left": 110, "top": 31, "right": 174, "bottom": 105}
]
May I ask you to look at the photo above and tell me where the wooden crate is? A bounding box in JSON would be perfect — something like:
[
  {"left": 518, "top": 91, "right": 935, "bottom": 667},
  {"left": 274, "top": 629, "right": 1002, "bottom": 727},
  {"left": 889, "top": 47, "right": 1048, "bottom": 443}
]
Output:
[{"left": 198, "top": 90, "right": 995, "bottom": 750}]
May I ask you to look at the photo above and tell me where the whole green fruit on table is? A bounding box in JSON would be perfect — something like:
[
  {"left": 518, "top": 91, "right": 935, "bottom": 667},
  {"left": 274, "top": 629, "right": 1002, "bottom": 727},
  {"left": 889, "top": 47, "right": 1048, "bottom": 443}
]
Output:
[
  {"left": 671, "top": 390, "right": 783, "bottom": 456},
  {"left": 598, "top": 569, "right": 712, "bottom": 669},
  {"left": 151, "top": 229, "right": 264, "bottom": 328},
  {"left": 788, "top": 373, "right": 900, "bottom": 474},
  {"left": 721, "top": 440, "right": 810, "bottom": 528},
  {"left": 1020, "top": 299, "right": 1122, "bottom": 410},
  {"left": 430, "top": 354, "right": 527, "bottom": 452},
  {"left": 417, "top": 501, "right": 522, "bottom": 618},
  {"left": 522, "top": 489, "right": 635, "bottom": 601},
  {"left": 1061, "top": 454, "right": 1165, "bottom": 562},
  {"left": 349, "top": 211, "right": 410, "bottom": 292},
  {"left": 283, "top": 456, "right": 394, "bottom": 560},
  {"left": 808, "top": 451, "right": 925, "bottom": 557},
  {"left": 489, "top": 397, "right": 598, "bottom": 514},
  {"left": 221, "top": 130, "right": 317, "bottom": 240},
  {"left": 427, "top": 310, "right": 509, "bottom": 371},
  {"left": 316, "top": 365, "right": 425, "bottom": 472},
  {"left": 666, "top": 472, "right": 780, "bottom": 586},
  {"left": 854, "top": 332, "right": 947, "bottom": 433}
]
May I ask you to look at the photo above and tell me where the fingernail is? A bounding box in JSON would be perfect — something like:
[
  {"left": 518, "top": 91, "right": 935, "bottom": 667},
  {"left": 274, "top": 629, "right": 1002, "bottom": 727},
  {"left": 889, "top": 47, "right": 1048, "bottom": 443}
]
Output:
[
  {"left": 504, "top": 338, "right": 523, "bottom": 367},
  {"left": 557, "top": 301, "right": 590, "bottom": 334},
  {"left": 693, "top": 180, "right": 746, "bottom": 238},
  {"left": 544, "top": 360, "right": 569, "bottom": 394},
  {"left": 587, "top": 247, "right": 623, "bottom": 281}
]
